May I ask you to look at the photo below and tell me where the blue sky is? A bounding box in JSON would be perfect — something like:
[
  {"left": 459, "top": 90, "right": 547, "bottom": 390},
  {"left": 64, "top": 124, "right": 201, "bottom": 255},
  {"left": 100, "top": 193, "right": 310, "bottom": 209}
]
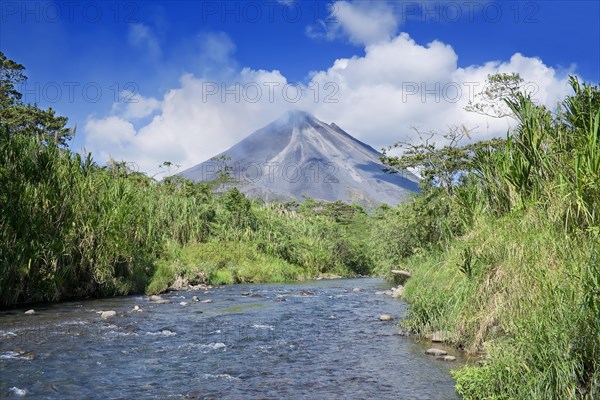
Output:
[{"left": 1, "top": 1, "right": 599, "bottom": 174}]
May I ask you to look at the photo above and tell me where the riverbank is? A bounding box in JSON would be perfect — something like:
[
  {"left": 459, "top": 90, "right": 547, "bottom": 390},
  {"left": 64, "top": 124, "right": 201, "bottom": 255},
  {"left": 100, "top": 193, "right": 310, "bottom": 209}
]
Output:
[{"left": 396, "top": 209, "right": 599, "bottom": 399}]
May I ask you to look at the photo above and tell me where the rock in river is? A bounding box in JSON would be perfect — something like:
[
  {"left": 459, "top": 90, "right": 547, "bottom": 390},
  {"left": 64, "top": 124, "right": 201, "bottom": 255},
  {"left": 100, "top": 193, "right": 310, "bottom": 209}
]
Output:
[
  {"left": 100, "top": 311, "right": 117, "bottom": 319},
  {"left": 425, "top": 348, "right": 447, "bottom": 356},
  {"left": 391, "top": 286, "right": 404, "bottom": 298},
  {"left": 24, "top": 309, "right": 35, "bottom": 315},
  {"left": 379, "top": 314, "right": 394, "bottom": 321},
  {"left": 149, "top": 295, "right": 171, "bottom": 304}
]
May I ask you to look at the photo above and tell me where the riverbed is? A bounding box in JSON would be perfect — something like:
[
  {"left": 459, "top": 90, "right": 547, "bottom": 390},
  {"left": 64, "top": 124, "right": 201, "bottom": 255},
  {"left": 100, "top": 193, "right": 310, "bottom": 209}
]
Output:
[{"left": 0, "top": 278, "right": 459, "bottom": 399}]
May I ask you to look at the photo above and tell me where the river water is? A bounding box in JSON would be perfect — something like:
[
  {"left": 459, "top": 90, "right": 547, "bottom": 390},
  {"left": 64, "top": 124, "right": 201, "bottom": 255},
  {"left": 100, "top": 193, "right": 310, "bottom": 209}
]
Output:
[{"left": 0, "top": 278, "right": 459, "bottom": 399}]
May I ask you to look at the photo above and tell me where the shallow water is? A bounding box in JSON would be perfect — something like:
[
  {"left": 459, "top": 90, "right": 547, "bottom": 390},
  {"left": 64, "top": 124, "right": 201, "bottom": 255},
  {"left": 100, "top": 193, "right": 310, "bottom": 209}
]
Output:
[{"left": 0, "top": 278, "right": 460, "bottom": 399}]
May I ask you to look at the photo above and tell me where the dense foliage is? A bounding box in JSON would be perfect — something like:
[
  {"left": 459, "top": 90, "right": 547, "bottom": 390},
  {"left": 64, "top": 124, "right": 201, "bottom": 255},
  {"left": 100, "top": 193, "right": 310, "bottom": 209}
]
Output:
[{"left": 378, "top": 74, "right": 600, "bottom": 399}]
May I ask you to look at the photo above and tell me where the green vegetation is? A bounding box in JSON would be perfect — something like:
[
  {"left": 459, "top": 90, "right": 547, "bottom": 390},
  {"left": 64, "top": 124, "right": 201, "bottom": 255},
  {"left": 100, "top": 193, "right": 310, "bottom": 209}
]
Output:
[
  {"left": 2, "top": 52, "right": 598, "bottom": 399},
  {"left": 0, "top": 52, "right": 374, "bottom": 306},
  {"left": 377, "top": 74, "right": 600, "bottom": 399}
]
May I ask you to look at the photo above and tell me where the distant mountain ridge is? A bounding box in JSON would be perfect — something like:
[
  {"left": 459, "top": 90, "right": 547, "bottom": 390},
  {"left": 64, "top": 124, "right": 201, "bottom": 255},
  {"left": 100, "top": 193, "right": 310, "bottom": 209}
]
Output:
[{"left": 179, "top": 111, "right": 419, "bottom": 207}]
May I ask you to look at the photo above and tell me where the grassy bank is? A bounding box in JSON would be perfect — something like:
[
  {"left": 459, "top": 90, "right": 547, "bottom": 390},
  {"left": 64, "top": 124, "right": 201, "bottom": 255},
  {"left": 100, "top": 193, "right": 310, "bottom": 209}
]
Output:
[
  {"left": 376, "top": 75, "right": 600, "bottom": 399},
  {"left": 0, "top": 128, "right": 373, "bottom": 305},
  {"left": 399, "top": 211, "right": 599, "bottom": 398}
]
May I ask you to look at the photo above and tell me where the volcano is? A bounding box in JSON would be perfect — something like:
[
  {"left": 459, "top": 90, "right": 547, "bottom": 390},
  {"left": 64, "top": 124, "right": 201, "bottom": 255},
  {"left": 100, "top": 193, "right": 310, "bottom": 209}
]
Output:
[{"left": 179, "top": 111, "right": 419, "bottom": 207}]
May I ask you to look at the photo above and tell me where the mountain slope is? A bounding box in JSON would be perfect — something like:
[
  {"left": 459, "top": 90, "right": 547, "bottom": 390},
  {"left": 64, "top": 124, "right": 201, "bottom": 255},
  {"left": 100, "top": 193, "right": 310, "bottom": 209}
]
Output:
[{"left": 179, "top": 111, "right": 419, "bottom": 207}]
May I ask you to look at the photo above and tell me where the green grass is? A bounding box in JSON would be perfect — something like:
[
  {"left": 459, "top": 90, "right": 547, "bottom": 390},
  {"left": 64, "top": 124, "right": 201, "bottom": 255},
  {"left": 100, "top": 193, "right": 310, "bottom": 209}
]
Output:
[
  {"left": 398, "top": 210, "right": 599, "bottom": 399},
  {"left": 145, "top": 240, "right": 307, "bottom": 293}
]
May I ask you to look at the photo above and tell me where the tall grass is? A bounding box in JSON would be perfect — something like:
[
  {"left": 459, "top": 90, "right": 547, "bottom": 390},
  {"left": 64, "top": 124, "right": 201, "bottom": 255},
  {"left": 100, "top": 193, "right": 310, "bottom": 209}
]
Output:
[
  {"left": 0, "top": 124, "right": 376, "bottom": 306},
  {"left": 0, "top": 127, "right": 216, "bottom": 305},
  {"left": 374, "top": 77, "right": 600, "bottom": 399}
]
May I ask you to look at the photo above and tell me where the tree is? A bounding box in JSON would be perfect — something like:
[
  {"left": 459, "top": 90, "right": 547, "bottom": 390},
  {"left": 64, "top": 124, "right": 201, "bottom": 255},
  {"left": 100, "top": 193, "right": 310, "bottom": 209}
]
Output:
[
  {"left": 223, "top": 187, "right": 254, "bottom": 229},
  {"left": 465, "top": 72, "right": 527, "bottom": 118},
  {"left": 0, "top": 52, "right": 26, "bottom": 108},
  {"left": 210, "top": 155, "right": 235, "bottom": 191},
  {"left": 382, "top": 73, "right": 527, "bottom": 194},
  {"left": 0, "top": 52, "right": 72, "bottom": 146},
  {"left": 382, "top": 125, "right": 473, "bottom": 193}
]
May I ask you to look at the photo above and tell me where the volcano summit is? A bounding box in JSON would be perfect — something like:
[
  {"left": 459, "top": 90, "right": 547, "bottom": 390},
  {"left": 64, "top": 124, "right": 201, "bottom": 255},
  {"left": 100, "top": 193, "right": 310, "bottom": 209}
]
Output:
[{"left": 179, "top": 111, "right": 419, "bottom": 207}]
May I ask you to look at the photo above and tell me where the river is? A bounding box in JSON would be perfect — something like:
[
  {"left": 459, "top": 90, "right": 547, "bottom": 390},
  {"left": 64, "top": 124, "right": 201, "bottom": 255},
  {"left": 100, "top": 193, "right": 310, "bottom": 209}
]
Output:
[{"left": 0, "top": 278, "right": 459, "bottom": 399}]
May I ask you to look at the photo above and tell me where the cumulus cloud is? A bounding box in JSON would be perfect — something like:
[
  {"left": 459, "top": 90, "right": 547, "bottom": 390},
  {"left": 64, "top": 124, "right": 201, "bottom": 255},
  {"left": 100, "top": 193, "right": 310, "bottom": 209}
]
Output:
[
  {"left": 85, "top": 69, "right": 294, "bottom": 175},
  {"left": 111, "top": 91, "right": 162, "bottom": 120},
  {"left": 306, "top": 1, "right": 400, "bottom": 46},
  {"left": 309, "top": 35, "right": 572, "bottom": 147},
  {"left": 85, "top": 29, "right": 574, "bottom": 177}
]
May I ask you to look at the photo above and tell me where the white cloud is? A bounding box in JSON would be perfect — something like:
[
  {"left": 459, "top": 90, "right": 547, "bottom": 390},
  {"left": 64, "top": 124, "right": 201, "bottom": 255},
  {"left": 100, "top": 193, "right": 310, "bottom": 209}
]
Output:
[
  {"left": 276, "top": 0, "right": 295, "bottom": 6},
  {"left": 195, "top": 32, "right": 237, "bottom": 71},
  {"left": 308, "top": 37, "right": 572, "bottom": 147},
  {"left": 111, "top": 91, "right": 162, "bottom": 120},
  {"left": 128, "top": 23, "right": 161, "bottom": 59},
  {"left": 307, "top": 1, "right": 399, "bottom": 46},
  {"left": 84, "top": 31, "right": 574, "bottom": 177}
]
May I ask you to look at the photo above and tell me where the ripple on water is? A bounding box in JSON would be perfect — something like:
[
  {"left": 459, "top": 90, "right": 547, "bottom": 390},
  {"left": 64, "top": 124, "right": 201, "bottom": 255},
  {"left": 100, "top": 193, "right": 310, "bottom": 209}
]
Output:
[
  {"left": 202, "top": 373, "right": 240, "bottom": 381},
  {"left": 198, "top": 342, "right": 227, "bottom": 352},
  {"left": 0, "top": 351, "right": 34, "bottom": 361},
  {"left": 145, "top": 329, "right": 176, "bottom": 337},
  {"left": 8, "top": 387, "right": 28, "bottom": 396},
  {"left": 251, "top": 324, "right": 274, "bottom": 330}
]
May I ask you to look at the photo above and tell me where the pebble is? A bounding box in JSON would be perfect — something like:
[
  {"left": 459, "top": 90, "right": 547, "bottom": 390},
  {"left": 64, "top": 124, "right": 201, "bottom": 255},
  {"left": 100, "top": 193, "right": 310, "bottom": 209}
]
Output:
[
  {"left": 192, "top": 296, "right": 199, "bottom": 302},
  {"left": 425, "top": 348, "right": 447, "bottom": 356},
  {"left": 132, "top": 305, "right": 142, "bottom": 312},
  {"left": 379, "top": 314, "right": 394, "bottom": 321}
]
